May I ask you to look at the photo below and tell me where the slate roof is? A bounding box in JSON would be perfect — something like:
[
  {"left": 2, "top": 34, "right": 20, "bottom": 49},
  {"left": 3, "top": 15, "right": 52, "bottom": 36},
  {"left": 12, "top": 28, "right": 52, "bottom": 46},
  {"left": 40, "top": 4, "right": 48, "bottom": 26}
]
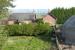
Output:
[{"left": 9, "top": 13, "right": 36, "bottom": 22}]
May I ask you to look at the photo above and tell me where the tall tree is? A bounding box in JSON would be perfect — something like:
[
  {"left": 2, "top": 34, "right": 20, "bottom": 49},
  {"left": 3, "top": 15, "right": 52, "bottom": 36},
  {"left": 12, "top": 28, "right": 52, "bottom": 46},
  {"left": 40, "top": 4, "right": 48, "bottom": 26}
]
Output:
[
  {"left": 0, "top": 0, "right": 14, "bottom": 19},
  {"left": 50, "top": 7, "right": 75, "bottom": 24}
]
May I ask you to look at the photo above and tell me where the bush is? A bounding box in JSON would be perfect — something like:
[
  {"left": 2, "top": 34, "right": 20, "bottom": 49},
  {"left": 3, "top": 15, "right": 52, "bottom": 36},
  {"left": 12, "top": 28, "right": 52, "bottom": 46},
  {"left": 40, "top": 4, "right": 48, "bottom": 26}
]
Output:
[
  {"left": 5, "top": 23, "right": 53, "bottom": 36},
  {"left": 34, "top": 23, "right": 53, "bottom": 36},
  {"left": 35, "top": 19, "right": 43, "bottom": 23}
]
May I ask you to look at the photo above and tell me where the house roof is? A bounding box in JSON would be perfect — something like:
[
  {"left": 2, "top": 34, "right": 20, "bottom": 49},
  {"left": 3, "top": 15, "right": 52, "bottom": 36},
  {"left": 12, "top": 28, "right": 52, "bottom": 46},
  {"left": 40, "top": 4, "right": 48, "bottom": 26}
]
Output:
[
  {"left": 9, "top": 13, "right": 36, "bottom": 22},
  {"left": 48, "top": 13, "right": 56, "bottom": 19},
  {"left": 43, "top": 14, "right": 56, "bottom": 19}
]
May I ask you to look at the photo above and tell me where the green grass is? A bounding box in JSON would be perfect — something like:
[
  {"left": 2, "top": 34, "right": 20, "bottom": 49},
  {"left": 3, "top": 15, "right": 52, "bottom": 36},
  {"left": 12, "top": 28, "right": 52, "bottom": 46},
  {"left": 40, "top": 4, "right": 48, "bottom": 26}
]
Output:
[
  {"left": 0, "top": 25, "right": 7, "bottom": 49},
  {"left": 2, "top": 36, "right": 51, "bottom": 50}
]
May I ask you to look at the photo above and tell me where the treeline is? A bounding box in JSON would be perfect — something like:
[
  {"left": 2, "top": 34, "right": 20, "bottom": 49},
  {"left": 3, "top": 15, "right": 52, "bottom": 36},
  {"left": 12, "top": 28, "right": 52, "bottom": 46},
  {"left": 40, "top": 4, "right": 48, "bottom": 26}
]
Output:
[{"left": 50, "top": 7, "right": 75, "bottom": 24}]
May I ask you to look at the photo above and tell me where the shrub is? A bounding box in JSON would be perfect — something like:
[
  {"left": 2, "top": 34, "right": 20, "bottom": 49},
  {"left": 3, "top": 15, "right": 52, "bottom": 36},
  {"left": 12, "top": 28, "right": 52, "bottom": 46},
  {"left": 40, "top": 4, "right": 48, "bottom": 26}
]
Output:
[
  {"left": 22, "top": 24, "right": 35, "bottom": 36},
  {"left": 34, "top": 23, "right": 53, "bottom": 36},
  {"left": 35, "top": 19, "right": 43, "bottom": 23},
  {"left": 5, "top": 23, "right": 53, "bottom": 36},
  {"left": 5, "top": 24, "right": 35, "bottom": 36}
]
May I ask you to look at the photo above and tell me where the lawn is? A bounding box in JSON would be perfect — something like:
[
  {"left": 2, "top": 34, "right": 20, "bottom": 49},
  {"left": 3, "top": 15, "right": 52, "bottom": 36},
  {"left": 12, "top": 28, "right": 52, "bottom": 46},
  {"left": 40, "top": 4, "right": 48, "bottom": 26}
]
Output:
[
  {"left": 0, "top": 25, "right": 7, "bottom": 49},
  {"left": 1, "top": 36, "right": 51, "bottom": 50}
]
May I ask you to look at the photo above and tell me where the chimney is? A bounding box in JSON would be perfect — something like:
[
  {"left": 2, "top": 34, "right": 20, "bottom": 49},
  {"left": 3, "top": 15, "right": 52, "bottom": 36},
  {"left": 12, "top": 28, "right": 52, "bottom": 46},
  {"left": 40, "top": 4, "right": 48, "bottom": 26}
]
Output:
[
  {"left": 48, "top": 9, "right": 51, "bottom": 15},
  {"left": 48, "top": 9, "right": 50, "bottom": 13},
  {"left": 33, "top": 9, "right": 36, "bottom": 20}
]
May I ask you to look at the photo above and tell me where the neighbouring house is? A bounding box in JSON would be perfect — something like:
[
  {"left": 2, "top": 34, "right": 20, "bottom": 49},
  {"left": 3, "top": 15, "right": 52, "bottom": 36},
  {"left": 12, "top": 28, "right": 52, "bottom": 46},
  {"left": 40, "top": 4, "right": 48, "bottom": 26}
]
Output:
[
  {"left": 8, "top": 13, "right": 36, "bottom": 25},
  {"left": 0, "top": 18, "right": 8, "bottom": 25},
  {"left": 8, "top": 19, "right": 17, "bottom": 25},
  {"left": 0, "top": 20, "right": 7, "bottom": 25},
  {"left": 43, "top": 14, "right": 56, "bottom": 26}
]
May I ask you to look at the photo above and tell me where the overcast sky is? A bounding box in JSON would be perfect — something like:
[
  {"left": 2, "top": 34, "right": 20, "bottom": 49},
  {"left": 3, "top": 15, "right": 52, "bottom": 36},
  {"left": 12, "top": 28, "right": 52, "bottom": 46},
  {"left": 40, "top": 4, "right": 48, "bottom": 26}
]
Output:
[
  {"left": 11, "top": 0, "right": 75, "bottom": 13},
  {"left": 12, "top": 0, "right": 75, "bottom": 10}
]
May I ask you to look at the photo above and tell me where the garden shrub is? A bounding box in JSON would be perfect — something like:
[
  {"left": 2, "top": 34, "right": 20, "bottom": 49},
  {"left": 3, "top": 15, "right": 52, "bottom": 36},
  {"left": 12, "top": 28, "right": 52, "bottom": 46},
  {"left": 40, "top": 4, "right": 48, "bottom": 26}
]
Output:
[
  {"left": 35, "top": 19, "right": 43, "bottom": 23},
  {"left": 5, "top": 23, "right": 53, "bottom": 36},
  {"left": 22, "top": 24, "right": 35, "bottom": 36},
  {"left": 34, "top": 23, "right": 53, "bottom": 36}
]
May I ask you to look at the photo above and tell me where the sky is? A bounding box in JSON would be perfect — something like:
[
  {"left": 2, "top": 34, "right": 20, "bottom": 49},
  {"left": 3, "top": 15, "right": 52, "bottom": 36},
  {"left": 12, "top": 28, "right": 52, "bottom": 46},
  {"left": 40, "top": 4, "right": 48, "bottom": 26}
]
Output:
[{"left": 11, "top": 0, "right": 75, "bottom": 13}]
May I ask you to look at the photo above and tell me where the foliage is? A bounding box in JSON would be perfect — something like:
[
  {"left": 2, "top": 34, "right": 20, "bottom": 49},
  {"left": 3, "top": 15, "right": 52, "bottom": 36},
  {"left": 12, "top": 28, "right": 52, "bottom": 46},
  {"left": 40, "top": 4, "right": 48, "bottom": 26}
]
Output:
[
  {"left": 50, "top": 7, "right": 75, "bottom": 24},
  {"left": 0, "top": 25, "right": 8, "bottom": 50},
  {"left": 0, "top": 0, "right": 14, "bottom": 19},
  {"left": 5, "top": 23, "right": 53, "bottom": 36},
  {"left": 5, "top": 24, "right": 34, "bottom": 36},
  {"left": 35, "top": 19, "right": 43, "bottom": 23},
  {"left": 22, "top": 24, "right": 35, "bottom": 36},
  {"left": 2, "top": 36, "right": 51, "bottom": 50},
  {"left": 0, "top": 24, "right": 53, "bottom": 50},
  {"left": 34, "top": 23, "right": 53, "bottom": 36}
]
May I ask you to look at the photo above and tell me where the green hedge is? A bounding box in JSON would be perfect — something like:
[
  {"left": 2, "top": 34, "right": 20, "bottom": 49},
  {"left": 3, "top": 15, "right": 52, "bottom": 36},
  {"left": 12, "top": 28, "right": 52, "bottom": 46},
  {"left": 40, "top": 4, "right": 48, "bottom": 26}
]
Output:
[{"left": 5, "top": 23, "right": 53, "bottom": 36}]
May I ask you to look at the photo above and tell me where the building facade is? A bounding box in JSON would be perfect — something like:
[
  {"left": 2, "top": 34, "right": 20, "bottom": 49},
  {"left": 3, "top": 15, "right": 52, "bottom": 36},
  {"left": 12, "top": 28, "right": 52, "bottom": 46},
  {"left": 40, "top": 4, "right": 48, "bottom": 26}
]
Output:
[{"left": 43, "top": 15, "right": 56, "bottom": 26}]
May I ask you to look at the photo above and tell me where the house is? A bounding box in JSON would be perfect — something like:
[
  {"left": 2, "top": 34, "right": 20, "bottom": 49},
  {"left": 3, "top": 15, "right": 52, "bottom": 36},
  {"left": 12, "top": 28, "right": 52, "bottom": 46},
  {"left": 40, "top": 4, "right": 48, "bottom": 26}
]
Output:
[
  {"left": 8, "top": 19, "right": 17, "bottom": 25},
  {"left": 8, "top": 13, "right": 36, "bottom": 25},
  {"left": 43, "top": 14, "right": 56, "bottom": 26},
  {"left": 0, "top": 18, "right": 8, "bottom": 25},
  {"left": 0, "top": 20, "right": 7, "bottom": 25}
]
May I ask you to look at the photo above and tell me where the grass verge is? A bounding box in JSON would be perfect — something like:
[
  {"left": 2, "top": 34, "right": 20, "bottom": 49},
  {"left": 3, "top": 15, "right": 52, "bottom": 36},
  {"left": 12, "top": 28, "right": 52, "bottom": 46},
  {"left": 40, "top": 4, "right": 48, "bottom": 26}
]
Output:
[{"left": 2, "top": 36, "right": 51, "bottom": 50}]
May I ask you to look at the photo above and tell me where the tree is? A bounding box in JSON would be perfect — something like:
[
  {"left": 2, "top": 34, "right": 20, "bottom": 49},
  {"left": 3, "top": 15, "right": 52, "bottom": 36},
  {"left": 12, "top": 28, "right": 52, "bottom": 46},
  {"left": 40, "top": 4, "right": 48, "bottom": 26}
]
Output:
[
  {"left": 0, "top": 0, "right": 14, "bottom": 19},
  {"left": 50, "top": 7, "right": 75, "bottom": 24}
]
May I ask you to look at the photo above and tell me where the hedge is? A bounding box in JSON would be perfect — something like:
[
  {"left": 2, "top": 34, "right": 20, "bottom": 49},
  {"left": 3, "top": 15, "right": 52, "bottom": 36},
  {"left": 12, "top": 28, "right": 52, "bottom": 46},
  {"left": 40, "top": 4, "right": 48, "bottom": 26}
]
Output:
[{"left": 5, "top": 23, "right": 53, "bottom": 36}]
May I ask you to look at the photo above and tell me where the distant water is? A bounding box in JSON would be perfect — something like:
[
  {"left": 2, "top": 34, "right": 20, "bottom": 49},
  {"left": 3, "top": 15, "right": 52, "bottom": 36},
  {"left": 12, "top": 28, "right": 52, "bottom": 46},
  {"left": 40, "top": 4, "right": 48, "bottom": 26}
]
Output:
[{"left": 12, "top": 9, "right": 48, "bottom": 13}]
